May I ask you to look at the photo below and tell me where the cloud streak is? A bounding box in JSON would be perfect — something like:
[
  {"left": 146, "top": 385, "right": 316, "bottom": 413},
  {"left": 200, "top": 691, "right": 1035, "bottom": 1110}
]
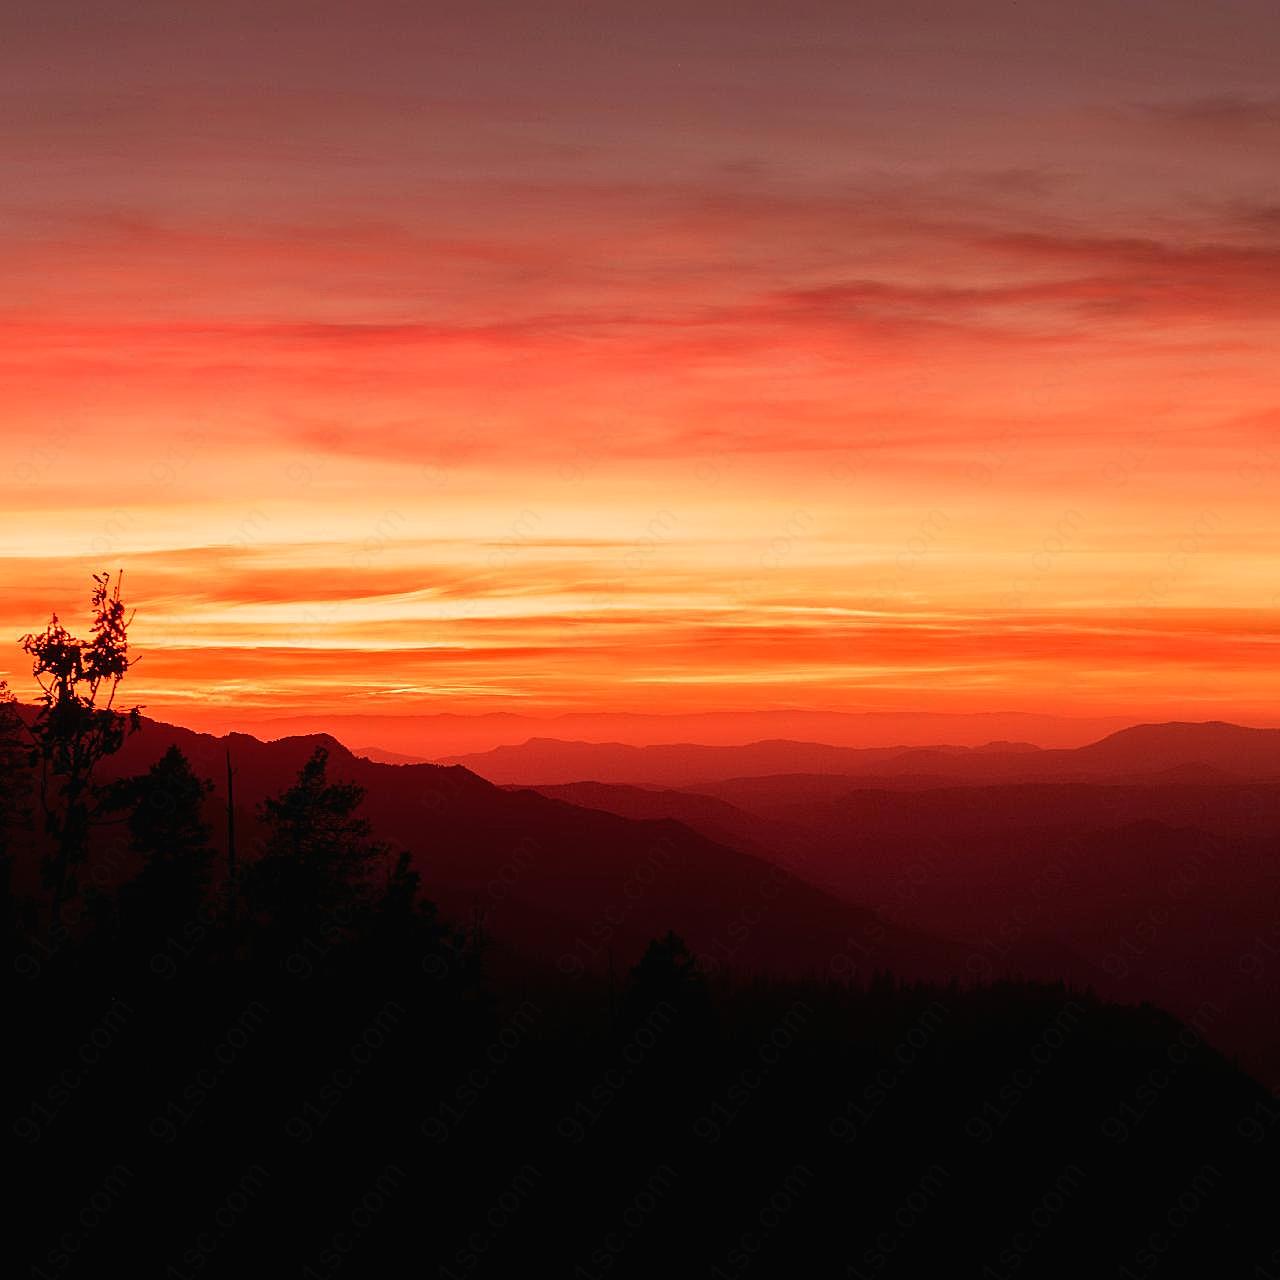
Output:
[{"left": 3, "top": 2, "right": 1279, "bottom": 722}]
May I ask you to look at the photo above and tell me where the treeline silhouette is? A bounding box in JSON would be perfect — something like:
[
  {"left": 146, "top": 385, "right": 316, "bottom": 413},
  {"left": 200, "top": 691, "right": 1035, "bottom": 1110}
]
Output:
[{"left": 5, "top": 578, "right": 1280, "bottom": 1277}]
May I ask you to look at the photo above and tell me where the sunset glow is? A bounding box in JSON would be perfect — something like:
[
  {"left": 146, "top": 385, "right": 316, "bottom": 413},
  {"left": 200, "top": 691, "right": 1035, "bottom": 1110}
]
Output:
[{"left": 5, "top": 2, "right": 1280, "bottom": 729}]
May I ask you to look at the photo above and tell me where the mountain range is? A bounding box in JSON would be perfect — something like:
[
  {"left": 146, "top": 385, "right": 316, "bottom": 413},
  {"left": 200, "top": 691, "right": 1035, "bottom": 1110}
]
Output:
[
  {"left": 70, "top": 715, "right": 980, "bottom": 985},
  {"left": 24, "top": 711, "right": 1280, "bottom": 1082},
  {"left": 437, "top": 721, "right": 1280, "bottom": 786},
  {"left": 165, "top": 707, "right": 1137, "bottom": 756}
]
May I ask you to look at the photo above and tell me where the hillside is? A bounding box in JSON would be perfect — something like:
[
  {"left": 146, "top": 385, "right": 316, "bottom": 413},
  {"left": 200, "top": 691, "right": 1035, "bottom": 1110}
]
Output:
[{"left": 80, "top": 716, "right": 979, "bottom": 983}]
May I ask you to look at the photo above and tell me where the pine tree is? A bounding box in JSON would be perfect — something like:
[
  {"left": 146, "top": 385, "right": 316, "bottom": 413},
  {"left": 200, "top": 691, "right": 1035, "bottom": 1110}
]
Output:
[
  {"left": 103, "top": 746, "right": 214, "bottom": 950},
  {"left": 247, "top": 746, "right": 386, "bottom": 938}
]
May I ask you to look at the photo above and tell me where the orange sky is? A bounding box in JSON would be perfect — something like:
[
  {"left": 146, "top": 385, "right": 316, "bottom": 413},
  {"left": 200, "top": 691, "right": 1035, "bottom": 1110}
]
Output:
[{"left": 3, "top": 1, "right": 1279, "bottom": 730}]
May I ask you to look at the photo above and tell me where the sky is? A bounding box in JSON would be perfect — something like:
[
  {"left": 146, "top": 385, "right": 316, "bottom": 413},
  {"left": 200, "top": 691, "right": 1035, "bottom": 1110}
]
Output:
[{"left": 2, "top": 0, "right": 1279, "bottom": 732}]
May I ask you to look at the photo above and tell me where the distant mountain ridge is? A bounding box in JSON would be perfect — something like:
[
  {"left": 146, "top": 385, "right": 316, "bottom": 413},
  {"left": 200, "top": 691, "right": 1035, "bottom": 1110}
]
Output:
[
  {"left": 50, "top": 713, "right": 984, "bottom": 984},
  {"left": 17, "top": 708, "right": 1280, "bottom": 1078},
  {"left": 1071, "top": 720, "right": 1280, "bottom": 773},
  {"left": 437, "top": 737, "right": 969, "bottom": 785},
  {"left": 161, "top": 707, "right": 1137, "bottom": 755},
  {"left": 437, "top": 721, "right": 1280, "bottom": 787},
  {"left": 524, "top": 763, "right": 1280, "bottom": 1083}
]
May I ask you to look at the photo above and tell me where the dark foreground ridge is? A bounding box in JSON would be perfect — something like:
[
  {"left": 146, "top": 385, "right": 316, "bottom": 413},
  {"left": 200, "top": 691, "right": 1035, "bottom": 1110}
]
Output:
[
  {"left": 2, "top": 581, "right": 1278, "bottom": 1277},
  {"left": 5, "top": 719, "right": 1280, "bottom": 1276},
  {"left": 12, "top": 939, "right": 1280, "bottom": 1278}
]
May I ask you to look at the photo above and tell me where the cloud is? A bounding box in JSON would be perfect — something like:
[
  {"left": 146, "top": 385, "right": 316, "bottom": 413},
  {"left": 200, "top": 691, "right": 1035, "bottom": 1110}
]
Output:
[{"left": 1143, "top": 95, "right": 1280, "bottom": 136}]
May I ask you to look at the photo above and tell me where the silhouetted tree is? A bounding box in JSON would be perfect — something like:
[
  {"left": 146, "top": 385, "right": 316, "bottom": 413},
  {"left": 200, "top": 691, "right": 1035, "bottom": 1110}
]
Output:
[
  {"left": 625, "top": 930, "right": 711, "bottom": 1028},
  {"left": 379, "top": 848, "right": 424, "bottom": 922},
  {"left": 20, "top": 572, "right": 140, "bottom": 925},
  {"left": 367, "top": 847, "right": 460, "bottom": 970},
  {"left": 246, "top": 746, "right": 386, "bottom": 938},
  {"left": 0, "top": 680, "right": 29, "bottom": 944},
  {"left": 0, "top": 679, "right": 27, "bottom": 845},
  {"left": 101, "top": 746, "right": 214, "bottom": 951}
]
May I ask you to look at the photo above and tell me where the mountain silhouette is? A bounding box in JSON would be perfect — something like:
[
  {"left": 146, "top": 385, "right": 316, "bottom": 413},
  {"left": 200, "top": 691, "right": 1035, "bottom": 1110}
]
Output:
[
  {"left": 10, "top": 701, "right": 1280, "bottom": 1277},
  {"left": 526, "top": 780, "right": 805, "bottom": 860},
  {"left": 651, "top": 773, "right": 1280, "bottom": 1084},
  {"left": 82, "top": 714, "right": 980, "bottom": 983},
  {"left": 441, "top": 720, "right": 1280, "bottom": 787},
  {"left": 1071, "top": 720, "right": 1280, "bottom": 774},
  {"left": 437, "top": 736, "right": 1004, "bottom": 786},
  {"left": 213, "top": 707, "right": 1133, "bottom": 756}
]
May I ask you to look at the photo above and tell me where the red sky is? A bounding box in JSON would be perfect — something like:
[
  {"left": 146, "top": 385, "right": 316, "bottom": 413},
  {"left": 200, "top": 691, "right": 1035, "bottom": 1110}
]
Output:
[{"left": 3, "top": 1, "right": 1280, "bottom": 731}]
